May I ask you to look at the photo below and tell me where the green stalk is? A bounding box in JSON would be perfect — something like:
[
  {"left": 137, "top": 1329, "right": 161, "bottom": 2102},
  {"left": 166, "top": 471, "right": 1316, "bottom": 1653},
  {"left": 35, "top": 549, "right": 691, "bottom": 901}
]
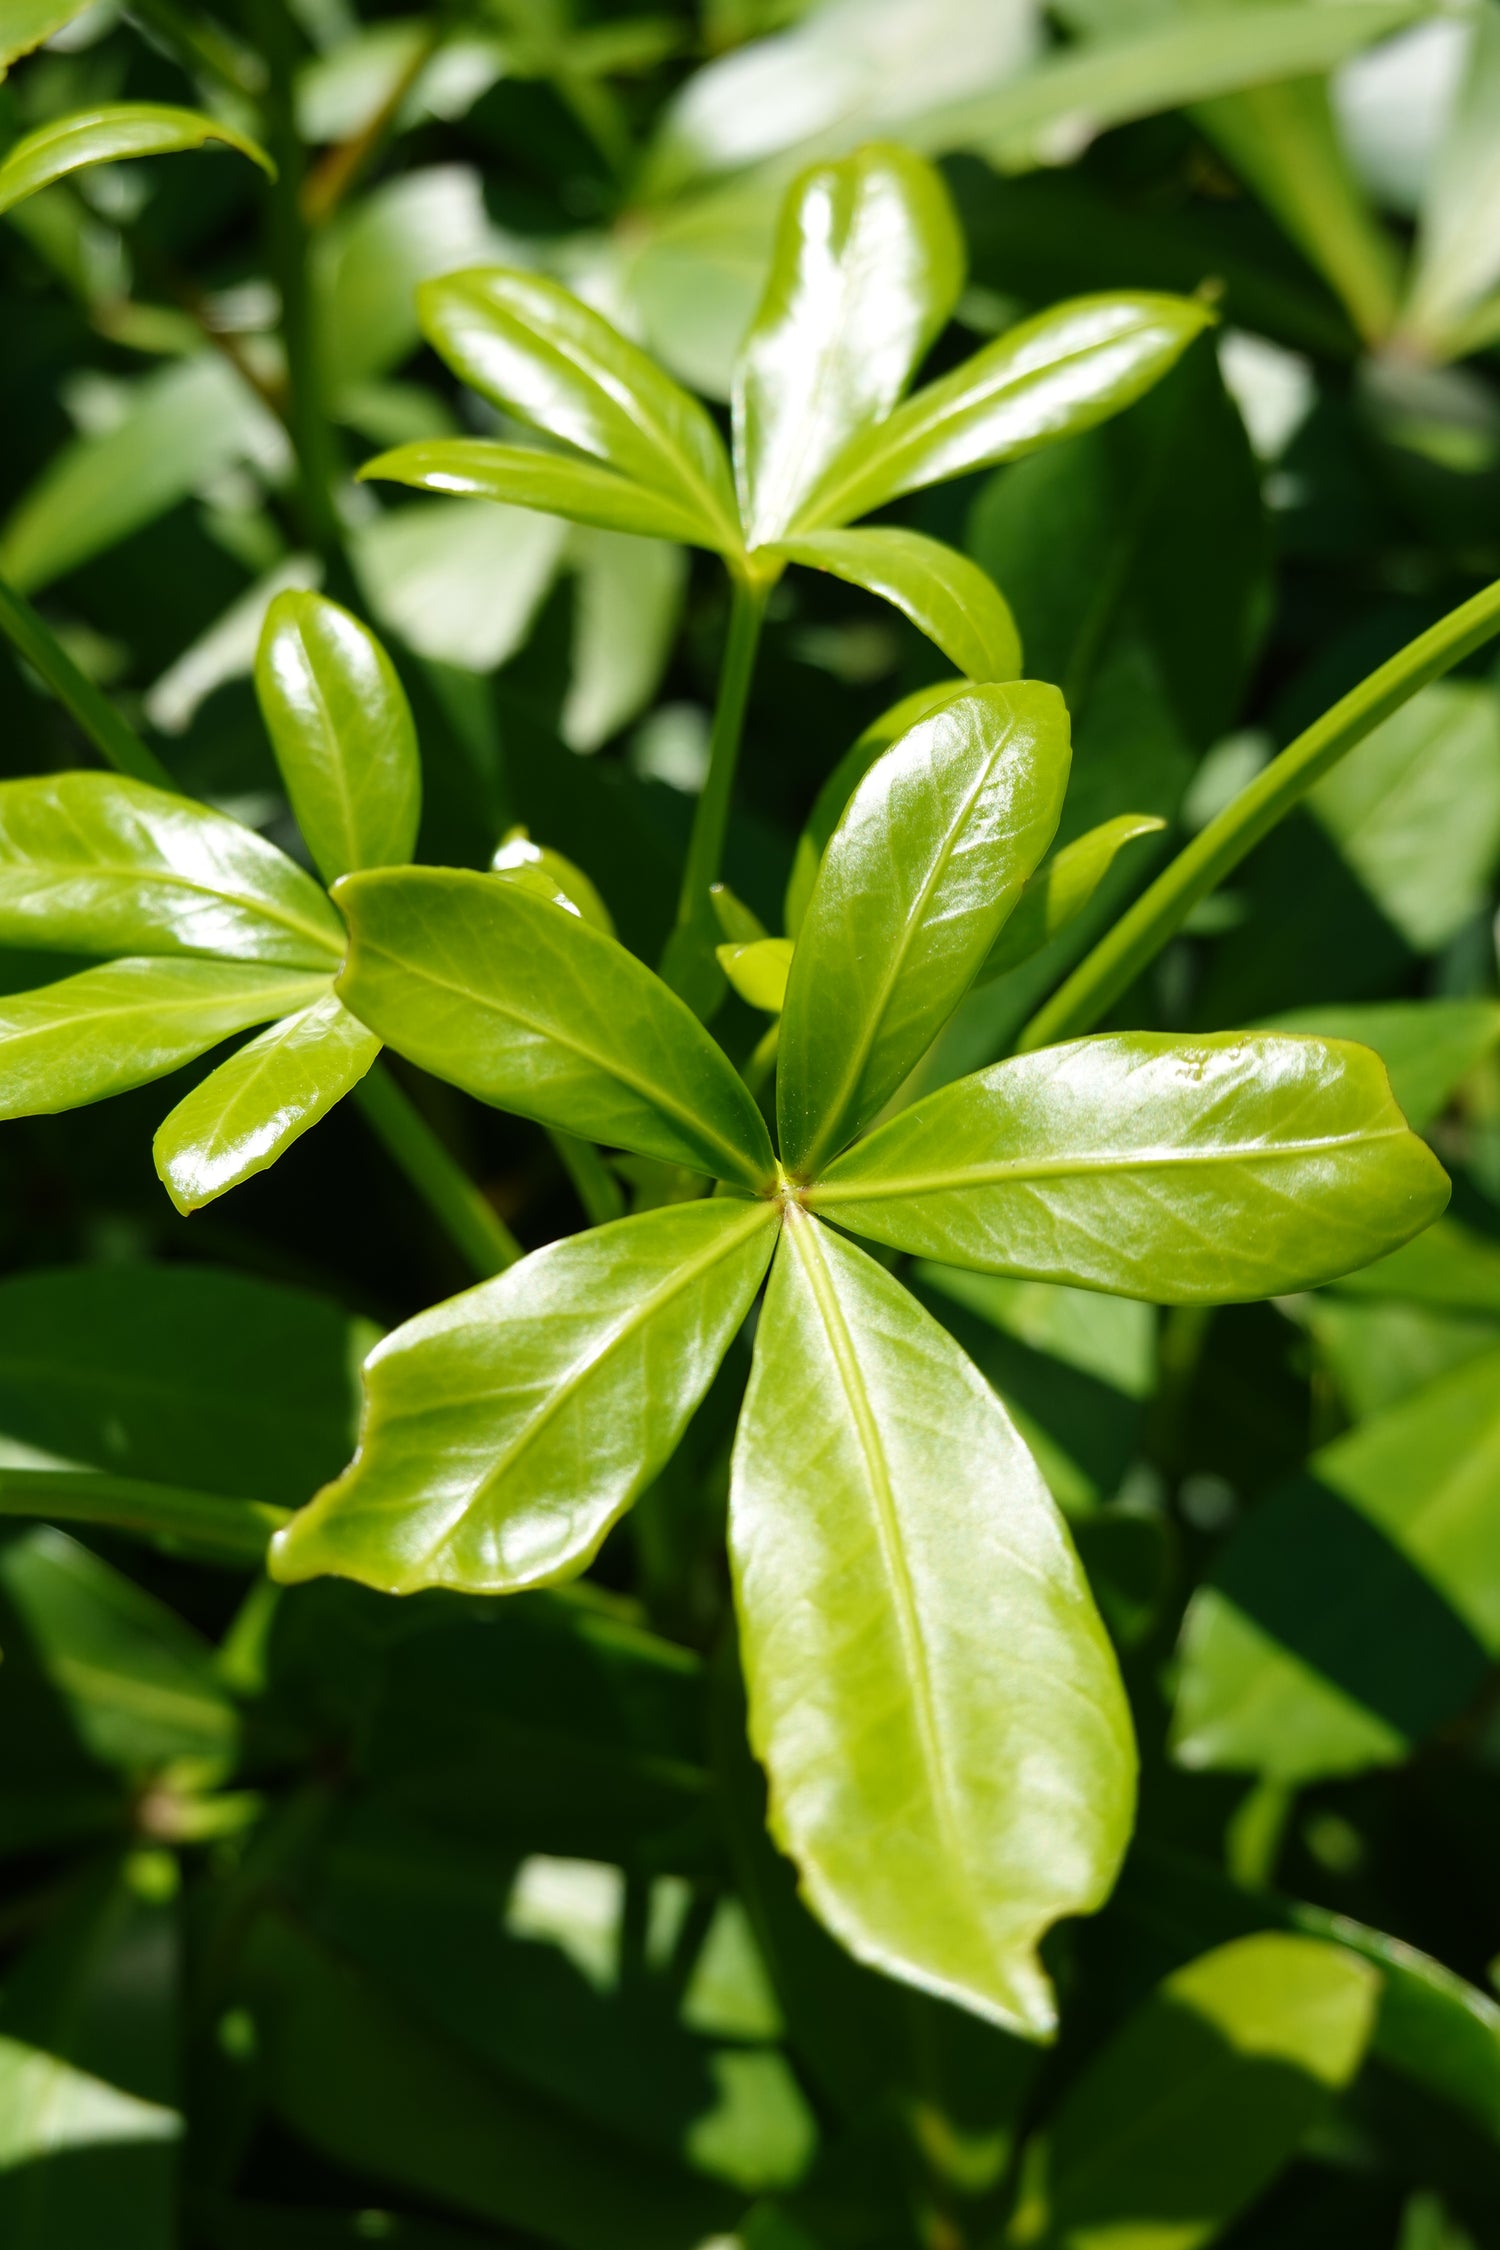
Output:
[
  {"left": 355, "top": 1062, "right": 523, "bottom": 1278},
  {"left": 550, "top": 1129, "right": 626, "bottom": 1226},
  {"left": 663, "top": 577, "right": 768, "bottom": 1010},
  {"left": 0, "top": 1468, "right": 286, "bottom": 1566},
  {"left": 0, "top": 573, "right": 174, "bottom": 789},
  {"left": 1018, "top": 577, "right": 1500, "bottom": 1052}
]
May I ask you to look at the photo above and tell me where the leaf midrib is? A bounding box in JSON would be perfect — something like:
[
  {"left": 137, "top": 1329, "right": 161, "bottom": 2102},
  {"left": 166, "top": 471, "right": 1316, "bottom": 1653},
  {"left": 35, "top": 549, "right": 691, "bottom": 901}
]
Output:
[{"left": 0, "top": 848, "right": 342, "bottom": 965}]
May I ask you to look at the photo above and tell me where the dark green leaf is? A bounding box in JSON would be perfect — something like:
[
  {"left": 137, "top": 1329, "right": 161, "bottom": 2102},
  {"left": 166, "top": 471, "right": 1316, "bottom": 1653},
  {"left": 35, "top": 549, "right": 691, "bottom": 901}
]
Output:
[
  {"left": 333, "top": 867, "right": 777, "bottom": 1187},
  {"left": 811, "top": 1032, "right": 1450, "bottom": 1302},
  {"left": 272, "top": 1196, "right": 778, "bottom": 1595},
  {"left": 779, "top": 684, "right": 1070, "bottom": 1176}
]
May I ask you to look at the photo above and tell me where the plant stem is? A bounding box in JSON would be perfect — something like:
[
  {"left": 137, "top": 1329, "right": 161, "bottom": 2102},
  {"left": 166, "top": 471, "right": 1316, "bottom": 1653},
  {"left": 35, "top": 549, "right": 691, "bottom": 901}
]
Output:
[
  {"left": 0, "top": 1468, "right": 286, "bottom": 1566},
  {"left": 0, "top": 573, "right": 175, "bottom": 788},
  {"left": 1017, "top": 576, "right": 1500, "bottom": 1051},
  {"left": 354, "top": 1062, "right": 523, "bottom": 1277},
  {"left": 550, "top": 1129, "right": 625, "bottom": 1226},
  {"left": 662, "top": 577, "right": 767, "bottom": 1010}
]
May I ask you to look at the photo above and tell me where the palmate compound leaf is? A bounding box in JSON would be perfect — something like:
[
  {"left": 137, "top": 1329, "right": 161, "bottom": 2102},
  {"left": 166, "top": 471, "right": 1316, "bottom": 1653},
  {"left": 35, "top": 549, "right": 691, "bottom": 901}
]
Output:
[
  {"left": 271, "top": 1196, "right": 779, "bottom": 1595},
  {"left": 153, "top": 990, "right": 380, "bottom": 1213},
  {"left": 732, "top": 144, "right": 965, "bottom": 549},
  {"left": 778, "top": 684, "right": 1070, "bottom": 1179},
  {"left": 255, "top": 591, "right": 420, "bottom": 887},
  {"left": 414, "top": 268, "right": 742, "bottom": 556},
  {"left": 730, "top": 1208, "right": 1134, "bottom": 2037},
  {"left": 766, "top": 527, "right": 1022, "bottom": 683},
  {"left": 0, "top": 772, "right": 345, "bottom": 968},
  {"left": 333, "top": 867, "right": 777, "bottom": 1189},
  {"left": 809, "top": 1033, "right": 1450, "bottom": 1304},
  {"left": 0, "top": 960, "right": 332, "bottom": 1119}
]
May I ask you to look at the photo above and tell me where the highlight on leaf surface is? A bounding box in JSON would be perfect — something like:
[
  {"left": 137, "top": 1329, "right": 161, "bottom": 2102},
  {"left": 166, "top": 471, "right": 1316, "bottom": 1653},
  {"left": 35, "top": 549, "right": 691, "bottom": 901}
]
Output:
[
  {"left": 767, "top": 526, "right": 1023, "bottom": 682},
  {"left": 979, "top": 812, "right": 1166, "bottom": 983},
  {"left": 272, "top": 1196, "right": 779, "bottom": 1595},
  {"left": 730, "top": 1208, "right": 1134, "bottom": 2036},
  {"left": 810, "top": 1032, "right": 1450, "bottom": 1303},
  {"left": 0, "top": 103, "right": 273, "bottom": 216}
]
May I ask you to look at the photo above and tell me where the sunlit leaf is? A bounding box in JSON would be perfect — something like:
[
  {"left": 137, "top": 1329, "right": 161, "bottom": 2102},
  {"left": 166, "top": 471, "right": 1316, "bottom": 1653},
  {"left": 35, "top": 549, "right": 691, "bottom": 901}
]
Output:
[
  {"left": 978, "top": 813, "right": 1165, "bottom": 983},
  {"left": 0, "top": 103, "right": 272, "bottom": 218},
  {"left": 768, "top": 527, "right": 1022, "bottom": 681},
  {"left": 359, "top": 438, "right": 720, "bottom": 547}
]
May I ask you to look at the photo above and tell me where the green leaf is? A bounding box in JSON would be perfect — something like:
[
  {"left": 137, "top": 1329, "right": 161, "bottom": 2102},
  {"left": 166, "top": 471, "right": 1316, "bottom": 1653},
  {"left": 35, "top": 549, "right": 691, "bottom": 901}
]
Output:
[
  {"left": 979, "top": 815, "right": 1165, "bottom": 984},
  {"left": 333, "top": 867, "right": 777, "bottom": 1188},
  {"left": 0, "top": 1262, "right": 368, "bottom": 1505},
  {"left": 0, "top": 1470, "right": 286, "bottom": 1567},
  {"left": 732, "top": 145, "right": 964, "bottom": 548},
  {"left": 731, "top": 1212, "right": 1133, "bottom": 2035},
  {"left": 717, "top": 938, "right": 792, "bottom": 1014},
  {"left": 415, "top": 270, "right": 741, "bottom": 554},
  {"left": 491, "top": 829, "right": 615, "bottom": 936},
  {"left": 255, "top": 592, "right": 420, "bottom": 886},
  {"left": 0, "top": 1526, "right": 236, "bottom": 1771},
  {"left": 791, "top": 293, "right": 1214, "bottom": 531},
  {"left": 0, "top": 772, "right": 345, "bottom": 969},
  {"left": 152, "top": 991, "right": 381, "bottom": 1214},
  {"left": 0, "top": 0, "right": 95, "bottom": 70},
  {"left": 358, "top": 438, "right": 720, "bottom": 547},
  {"left": 810, "top": 1032, "right": 1450, "bottom": 1302},
  {"left": 0, "top": 103, "right": 272, "bottom": 218},
  {"left": 1172, "top": 1344, "right": 1500, "bottom": 1784},
  {"left": 1400, "top": 0, "right": 1500, "bottom": 355},
  {"left": 0, "top": 1860, "right": 180, "bottom": 2249},
  {"left": 1258, "top": 999, "right": 1500, "bottom": 1132},
  {"left": 779, "top": 683, "right": 1070, "bottom": 1177},
  {"left": 1334, "top": 1215, "right": 1500, "bottom": 1314},
  {"left": 1017, "top": 1934, "right": 1378, "bottom": 2250},
  {"left": 768, "top": 528, "right": 1022, "bottom": 682},
  {"left": 273, "top": 1196, "right": 778, "bottom": 1595},
  {"left": 561, "top": 527, "right": 688, "bottom": 755},
  {"left": 0, "top": 958, "right": 331, "bottom": 1119}
]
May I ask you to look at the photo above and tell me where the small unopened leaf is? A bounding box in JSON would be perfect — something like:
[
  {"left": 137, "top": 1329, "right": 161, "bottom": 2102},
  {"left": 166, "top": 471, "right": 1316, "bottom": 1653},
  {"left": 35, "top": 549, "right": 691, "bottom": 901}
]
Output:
[
  {"left": 255, "top": 591, "right": 420, "bottom": 885},
  {"left": 717, "top": 939, "right": 792, "bottom": 1014},
  {"left": 273, "top": 1196, "right": 778, "bottom": 1595},
  {"left": 769, "top": 527, "right": 1022, "bottom": 682},
  {"left": 811, "top": 1032, "right": 1449, "bottom": 1302},
  {"left": 334, "top": 867, "right": 776, "bottom": 1187},
  {"left": 0, "top": 103, "right": 271, "bottom": 218},
  {"left": 153, "top": 990, "right": 380, "bottom": 1213},
  {"left": 731, "top": 1210, "right": 1133, "bottom": 2037}
]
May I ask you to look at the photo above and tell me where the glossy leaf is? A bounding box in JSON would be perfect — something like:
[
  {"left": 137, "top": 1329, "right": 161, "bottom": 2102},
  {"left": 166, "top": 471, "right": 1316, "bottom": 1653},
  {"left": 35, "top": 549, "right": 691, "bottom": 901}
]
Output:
[
  {"left": 717, "top": 939, "right": 792, "bottom": 1014},
  {"left": 273, "top": 1196, "right": 778, "bottom": 1595},
  {"left": 0, "top": 959, "right": 330, "bottom": 1119},
  {"left": 1020, "top": 1935, "right": 1378, "bottom": 2250},
  {"left": 732, "top": 145, "right": 964, "bottom": 548},
  {"left": 358, "top": 438, "right": 719, "bottom": 547},
  {"left": 810, "top": 1032, "right": 1450, "bottom": 1303},
  {"left": 0, "top": 772, "right": 345, "bottom": 968},
  {"left": 1260, "top": 999, "right": 1500, "bottom": 1131},
  {"left": 779, "top": 684, "right": 1070, "bottom": 1176},
  {"left": 979, "top": 814, "right": 1165, "bottom": 984},
  {"left": 768, "top": 528, "right": 1022, "bottom": 682},
  {"left": 731, "top": 1211, "right": 1133, "bottom": 2036},
  {"left": 415, "top": 270, "right": 741, "bottom": 553},
  {"left": 153, "top": 991, "right": 380, "bottom": 1214},
  {"left": 255, "top": 592, "right": 420, "bottom": 886},
  {"left": 491, "top": 830, "right": 615, "bottom": 935},
  {"left": 1173, "top": 1344, "right": 1500, "bottom": 1784},
  {"left": 792, "top": 293, "right": 1214, "bottom": 531},
  {"left": 334, "top": 867, "right": 776, "bottom": 1187},
  {"left": 0, "top": 103, "right": 272, "bottom": 218},
  {"left": 0, "top": 1860, "right": 180, "bottom": 2249}
]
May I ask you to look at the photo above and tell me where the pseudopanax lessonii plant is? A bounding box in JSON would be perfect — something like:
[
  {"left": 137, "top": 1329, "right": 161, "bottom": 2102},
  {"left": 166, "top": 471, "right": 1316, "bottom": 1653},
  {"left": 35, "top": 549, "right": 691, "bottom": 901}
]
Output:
[{"left": 268, "top": 680, "right": 1447, "bottom": 2036}]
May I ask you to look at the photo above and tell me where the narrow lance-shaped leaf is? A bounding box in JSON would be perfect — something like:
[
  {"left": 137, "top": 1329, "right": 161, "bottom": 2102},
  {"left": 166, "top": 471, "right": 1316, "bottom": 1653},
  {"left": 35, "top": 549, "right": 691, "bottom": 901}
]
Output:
[
  {"left": 978, "top": 812, "right": 1165, "bottom": 984},
  {"left": 255, "top": 592, "right": 420, "bottom": 886},
  {"left": 0, "top": 960, "right": 331, "bottom": 1119},
  {"left": 809, "top": 1033, "right": 1450, "bottom": 1302},
  {"left": 273, "top": 1196, "right": 779, "bottom": 1596},
  {"left": 1017, "top": 1934, "right": 1379, "bottom": 2250},
  {"left": 0, "top": 103, "right": 272, "bottom": 218},
  {"left": 794, "top": 293, "right": 1215, "bottom": 531},
  {"left": 334, "top": 867, "right": 776, "bottom": 1188},
  {"left": 779, "top": 684, "right": 1070, "bottom": 1177},
  {"left": 733, "top": 144, "right": 964, "bottom": 549},
  {"left": 730, "top": 1209, "right": 1134, "bottom": 2036},
  {"left": 357, "top": 439, "right": 719, "bottom": 548},
  {"left": 416, "top": 270, "right": 742, "bottom": 555},
  {"left": 153, "top": 990, "right": 381, "bottom": 1214},
  {"left": 768, "top": 527, "right": 1022, "bottom": 683},
  {"left": 0, "top": 773, "right": 345, "bottom": 968},
  {"left": 717, "top": 938, "right": 792, "bottom": 1014}
]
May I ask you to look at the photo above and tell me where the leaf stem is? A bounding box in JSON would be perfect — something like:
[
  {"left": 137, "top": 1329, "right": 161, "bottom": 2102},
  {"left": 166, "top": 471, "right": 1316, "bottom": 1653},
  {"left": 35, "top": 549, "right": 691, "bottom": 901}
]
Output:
[
  {"left": 354, "top": 1061, "right": 523, "bottom": 1277},
  {"left": 1017, "top": 576, "right": 1500, "bottom": 1051},
  {"left": 663, "top": 577, "right": 768, "bottom": 1008},
  {"left": 0, "top": 572, "right": 175, "bottom": 788},
  {"left": 0, "top": 1468, "right": 287, "bottom": 1566}
]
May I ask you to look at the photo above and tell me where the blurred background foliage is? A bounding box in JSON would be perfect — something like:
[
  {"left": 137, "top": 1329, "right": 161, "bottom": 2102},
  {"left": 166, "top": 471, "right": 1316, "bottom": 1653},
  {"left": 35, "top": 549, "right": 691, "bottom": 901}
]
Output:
[{"left": 3, "top": 0, "right": 1500, "bottom": 2244}]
